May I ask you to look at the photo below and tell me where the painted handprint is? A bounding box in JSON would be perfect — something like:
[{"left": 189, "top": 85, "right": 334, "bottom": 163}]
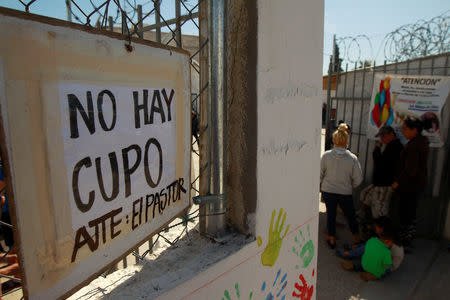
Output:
[
  {"left": 260, "top": 268, "right": 288, "bottom": 300},
  {"left": 221, "top": 283, "right": 253, "bottom": 300},
  {"left": 292, "top": 269, "right": 315, "bottom": 300},
  {"left": 259, "top": 208, "right": 290, "bottom": 267},
  {"left": 292, "top": 224, "right": 315, "bottom": 269}
]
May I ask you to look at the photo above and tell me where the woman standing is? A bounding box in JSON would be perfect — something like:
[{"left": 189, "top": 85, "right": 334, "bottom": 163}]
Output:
[
  {"left": 392, "top": 118, "right": 429, "bottom": 246},
  {"left": 321, "top": 123, "right": 363, "bottom": 249}
]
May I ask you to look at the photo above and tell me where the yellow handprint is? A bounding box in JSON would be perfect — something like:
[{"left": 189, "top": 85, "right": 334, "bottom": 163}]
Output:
[{"left": 259, "top": 208, "right": 290, "bottom": 267}]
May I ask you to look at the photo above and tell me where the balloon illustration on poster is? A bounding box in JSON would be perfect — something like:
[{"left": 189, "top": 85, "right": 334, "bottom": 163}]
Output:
[{"left": 371, "top": 76, "right": 394, "bottom": 128}]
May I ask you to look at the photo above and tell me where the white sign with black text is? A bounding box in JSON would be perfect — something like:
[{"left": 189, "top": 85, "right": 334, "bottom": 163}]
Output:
[{"left": 59, "top": 83, "right": 187, "bottom": 263}]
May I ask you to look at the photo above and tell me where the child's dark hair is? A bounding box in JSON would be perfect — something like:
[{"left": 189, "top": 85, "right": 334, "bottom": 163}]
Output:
[
  {"left": 380, "top": 224, "right": 397, "bottom": 241},
  {"left": 374, "top": 217, "right": 400, "bottom": 243},
  {"left": 404, "top": 118, "right": 423, "bottom": 133},
  {"left": 374, "top": 216, "right": 392, "bottom": 229}
]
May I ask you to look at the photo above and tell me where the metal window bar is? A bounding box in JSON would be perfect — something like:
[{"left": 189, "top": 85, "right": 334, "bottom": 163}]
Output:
[
  {"left": 362, "top": 61, "right": 377, "bottom": 181},
  {"left": 342, "top": 63, "right": 349, "bottom": 122},
  {"left": 349, "top": 62, "right": 357, "bottom": 149},
  {"left": 334, "top": 64, "right": 341, "bottom": 127},
  {"left": 356, "top": 64, "right": 367, "bottom": 152}
]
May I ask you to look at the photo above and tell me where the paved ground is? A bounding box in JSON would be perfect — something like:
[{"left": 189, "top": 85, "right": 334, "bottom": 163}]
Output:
[
  {"left": 4, "top": 131, "right": 449, "bottom": 300},
  {"left": 316, "top": 196, "right": 450, "bottom": 300},
  {"left": 317, "top": 129, "right": 450, "bottom": 300}
]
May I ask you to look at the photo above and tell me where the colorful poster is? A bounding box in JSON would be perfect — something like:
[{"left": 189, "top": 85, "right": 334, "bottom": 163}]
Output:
[{"left": 367, "top": 74, "right": 450, "bottom": 147}]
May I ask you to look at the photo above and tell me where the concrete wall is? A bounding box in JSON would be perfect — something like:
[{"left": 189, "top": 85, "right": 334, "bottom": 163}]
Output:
[
  {"left": 158, "top": 0, "right": 323, "bottom": 298},
  {"left": 225, "top": 0, "right": 257, "bottom": 233}
]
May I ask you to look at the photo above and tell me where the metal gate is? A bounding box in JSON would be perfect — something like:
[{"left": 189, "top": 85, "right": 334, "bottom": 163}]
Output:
[{"left": 325, "top": 53, "right": 450, "bottom": 238}]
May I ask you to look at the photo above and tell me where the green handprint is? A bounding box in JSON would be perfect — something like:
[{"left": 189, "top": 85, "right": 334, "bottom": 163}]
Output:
[
  {"left": 221, "top": 283, "right": 253, "bottom": 300},
  {"left": 292, "top": 224, "right": 315, "bottom": 269},
  {"left": 260, "top": 208, "right": 290, "bottom": 267}
]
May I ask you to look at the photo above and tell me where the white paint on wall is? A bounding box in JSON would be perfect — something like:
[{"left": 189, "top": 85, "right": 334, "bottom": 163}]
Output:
[
  {"left": 156, "top": 0, "right": 324, "bottom": 299},
  {"left": 256, "top": 0, "right": 323, "bottom": 297}
]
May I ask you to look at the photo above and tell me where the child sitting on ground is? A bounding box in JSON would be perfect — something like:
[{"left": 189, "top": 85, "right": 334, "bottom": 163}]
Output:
[
  {"left": 337, "top": 217, "right": 404, "bottom": 272},
  {"left": 336, "top": 216, "right": 390, "bottom": 258},
  {"left": 340, "top": 224, "right": 396, "bottom": 281}
]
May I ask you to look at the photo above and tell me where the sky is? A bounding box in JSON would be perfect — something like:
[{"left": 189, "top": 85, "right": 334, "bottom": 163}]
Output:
[
  {"left": 323, "top": 0, "right": 449, "bottom": 73},
  {"left": 1, "top": 0, "right": 449, "bottom": 74},
  {"left": 1, "top": 0, "right": 199, "bottom": 35}
]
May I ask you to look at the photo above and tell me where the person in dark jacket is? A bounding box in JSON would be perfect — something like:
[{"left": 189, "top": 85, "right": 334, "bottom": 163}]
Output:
[
  {"left": 373, "top": 126, "right": 404, "bottom": 187},
  {"left": 360, "top": 126, "right": 403, "bottom": 220},
  {"left": 392, "top": 118, "right": 429, "bottom": 246}
]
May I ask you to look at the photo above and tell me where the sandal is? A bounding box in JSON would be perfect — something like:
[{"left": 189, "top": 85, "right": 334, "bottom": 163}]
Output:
[
  {"left": 335, "top": 249, "right": 351, "bottom": 260},
  {"left": 326, "top": 239, "right": 336, "bottom": 249}
]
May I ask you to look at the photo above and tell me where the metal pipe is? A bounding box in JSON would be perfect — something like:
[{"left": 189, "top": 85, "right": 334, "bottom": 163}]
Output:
[
  {"left": 334, "top": 61, "right": 341, "bottom": 126},
  {"left": 202, "top": 0, "right": 227, "bottom": 237},
  {"left": 66, "top": 0, "right": 72, "bottom": 22},
  {"left": 325, "top": 56, "right": 333, "bottom": 151},
  {"left": 363, "top": 62, "right": 377, "bottom": 181},
  {"left": 342, "top": 64, "right": 349, "bottom": 123},
  {"left": 121, "top": 11, "right": 127, "bottom": 35},
  {"left": 349, "top": 62, "right": 357, "bottom": 149},
  {"left": 445, "top": 55, "right": 449, "bottom": 76},
  {"left": 155, "top": 0, "right": 161, "bottom": 43},
  {"left": 325, "top": 35, "right": 338, "bottom": 151},
  {"left": 437, "top": 54, "right": 450, "bottom": 236},
  {"left": 356, "top": 64, "right": 367, "bottom": 153},
  {"left": 108, "top": 16, "right": 113, "bottom": 31},
  {"left": 175, "top": 0, "right": 182, "bottom": 47},
  {"left": 137, "top": 5, "right": 143, "bottom": 38}
]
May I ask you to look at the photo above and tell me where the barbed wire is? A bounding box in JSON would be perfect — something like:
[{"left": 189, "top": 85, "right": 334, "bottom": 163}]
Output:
[
  {"left": 382, "top": 11, "right": 449, "bottom": 62},
  {"left": 335, "top": 11, "right": 449, "bottom": 67},
  {"left": 336, "top": 34, "right": 374, "bottom": 65},
  {"left": 12, "top": 1, "right": 198, "bottom": 39}
]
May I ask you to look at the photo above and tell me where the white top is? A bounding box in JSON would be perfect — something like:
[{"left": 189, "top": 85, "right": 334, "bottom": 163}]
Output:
[
  {"left": 320, "top": 147, "right": 363, "bottom": 195},
  {"left": 391, "top": 244, "right": 405, "bottom": 271}
]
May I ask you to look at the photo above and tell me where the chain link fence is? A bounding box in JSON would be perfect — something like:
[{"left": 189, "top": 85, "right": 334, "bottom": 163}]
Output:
[{"left": 0, "top": 0, "right": 210, "bottom": 297}]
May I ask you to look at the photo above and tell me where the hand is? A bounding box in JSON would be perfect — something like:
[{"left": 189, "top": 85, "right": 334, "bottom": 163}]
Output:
[
  {"left": 375, "top": 141, "right": 382, "bottom": 148},
  {"left": 392, "top": 181, "right": 399, "bottom": 190},
  {"left": 260, "top": 208, "right": 290, "bottom": 267}
]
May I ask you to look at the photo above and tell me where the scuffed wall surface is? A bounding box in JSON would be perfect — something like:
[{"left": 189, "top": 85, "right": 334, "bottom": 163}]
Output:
[{"left": 226, "top": 0, "right": 257, "bottom": 234}]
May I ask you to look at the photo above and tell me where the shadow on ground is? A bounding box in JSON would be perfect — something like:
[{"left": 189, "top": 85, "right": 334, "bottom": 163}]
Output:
[{"left": 316, "top": 211, "right": 450, "bottom": 300}]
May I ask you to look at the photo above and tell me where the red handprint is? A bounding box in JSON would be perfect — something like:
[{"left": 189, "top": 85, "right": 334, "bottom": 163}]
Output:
[{"left": 292, "top": 269, "right": 314, "bottom": 300}]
